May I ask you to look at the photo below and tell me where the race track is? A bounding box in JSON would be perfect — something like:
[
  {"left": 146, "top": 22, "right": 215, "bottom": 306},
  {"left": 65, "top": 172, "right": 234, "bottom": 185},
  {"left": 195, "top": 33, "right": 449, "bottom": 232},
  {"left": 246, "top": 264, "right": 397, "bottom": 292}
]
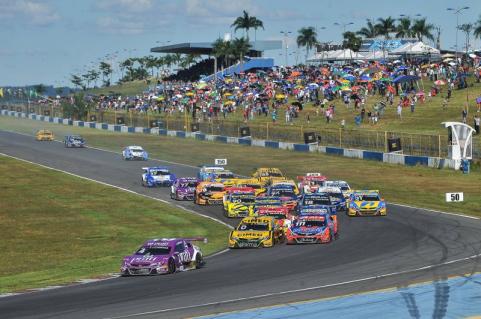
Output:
[{"left": 1, "top": 129, "right": 481, "bottom": 319}]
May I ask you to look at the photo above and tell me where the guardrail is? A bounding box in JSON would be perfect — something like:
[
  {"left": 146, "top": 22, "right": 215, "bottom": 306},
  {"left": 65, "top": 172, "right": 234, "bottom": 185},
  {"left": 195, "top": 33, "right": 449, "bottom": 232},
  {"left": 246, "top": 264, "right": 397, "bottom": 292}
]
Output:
[{"left": 2, "top": 102, "right": 479, "bottom": 159}]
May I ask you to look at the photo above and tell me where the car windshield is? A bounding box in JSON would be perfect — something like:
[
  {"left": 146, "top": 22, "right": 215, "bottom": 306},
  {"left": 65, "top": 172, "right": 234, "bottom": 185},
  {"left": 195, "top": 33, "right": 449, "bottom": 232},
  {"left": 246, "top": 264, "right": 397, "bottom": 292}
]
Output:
[
  {"left": 135, "top": 247, "right": 171, "bottom": 255},
  {"left": 259, "top": 213, "right": 286, "bottom": 219},
  {"left": 217, "top": 173, "right": 234, "bottom": 178},
  {"left": 231, "top": 196, "right": 255, "bottom": 204},
  {"left": 270, "top": 189, "right": 295, "bottom": 197},
  {"left": 131, "top": 148, "right": 143, "bottom": 152},
  {"left": 260, "top": 171, "right": 282, "bottom": 177},
  {"left": 340, "top": 186, "right": 350, "bottom": 191},
  {"left": 72, "top": 136, "right": 83, "bottom": 141},
  {"left": 244, "top": 184, "right": 261, "bottom": 189},
  {"left": 152, "top": 170, "right": 169, "bottom": 176},
  {"left": 329, "top": 193, "right": 344, "bottom": 201},
  {"left": 205, "top": 186, "right": 224, "bottom": 192},
  {"left": 355, "top": 194, "right": 380, "bottom": 201},
  {"left": 294, "top": 219, "right": 326, "bottom": 227},
  {"left": 303, "top": 196, "right": 331, "bottom": 205},
  {"left": 237, "top": 223, "right": 269, "bottom": 231}
]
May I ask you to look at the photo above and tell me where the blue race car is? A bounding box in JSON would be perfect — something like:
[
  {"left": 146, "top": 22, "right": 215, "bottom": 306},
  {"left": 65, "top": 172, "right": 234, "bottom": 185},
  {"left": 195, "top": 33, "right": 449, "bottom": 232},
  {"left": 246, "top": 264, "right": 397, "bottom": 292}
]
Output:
[
  {"left": 64, "top": 135, "right": 85, "bottom": 148},
  {"left": 298, "top": 193, "right": 337, "bottom": 215},
  {"left": 122, "top": 146, "right": 148, "bottom": 160},
  {"left": 197, "top": 165, "right": 225, "bottom": 181},
  {"left": 141, "top": 167, "right": 176, "bottom": 187}
]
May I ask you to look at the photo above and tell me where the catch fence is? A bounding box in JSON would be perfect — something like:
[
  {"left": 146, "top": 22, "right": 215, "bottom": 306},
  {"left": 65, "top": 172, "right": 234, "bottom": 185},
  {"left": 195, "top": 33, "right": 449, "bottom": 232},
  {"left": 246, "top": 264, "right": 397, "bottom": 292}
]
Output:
[{"left": 3, "top": 103, "right": 480, "bottom": 159}]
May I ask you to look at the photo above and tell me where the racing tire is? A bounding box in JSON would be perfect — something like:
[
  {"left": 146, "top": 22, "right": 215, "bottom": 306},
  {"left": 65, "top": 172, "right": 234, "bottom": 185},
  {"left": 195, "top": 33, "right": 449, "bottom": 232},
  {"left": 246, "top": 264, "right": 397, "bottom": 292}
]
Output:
[
  {"left": 195, "top": 254, "right": 204, "bottom": 269},
  {"left": 168, "top": 258, "right": 176, "bottom": 274}
]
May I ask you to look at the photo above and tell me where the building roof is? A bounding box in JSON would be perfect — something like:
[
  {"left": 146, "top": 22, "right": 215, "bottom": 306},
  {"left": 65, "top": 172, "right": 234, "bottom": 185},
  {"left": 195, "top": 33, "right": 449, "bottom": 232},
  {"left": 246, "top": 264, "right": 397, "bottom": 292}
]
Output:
[{"left": 150, "top": 40, "right": 282, "bottom": 55}]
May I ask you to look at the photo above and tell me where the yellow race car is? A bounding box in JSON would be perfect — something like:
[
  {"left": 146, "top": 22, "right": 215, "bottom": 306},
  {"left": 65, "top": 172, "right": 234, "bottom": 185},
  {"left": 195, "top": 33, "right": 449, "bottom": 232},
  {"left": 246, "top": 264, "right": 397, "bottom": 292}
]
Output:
[
  {"left": 223, "top": 189, "right": 256, "bottom": 218},
  {"left": 233, "top": 178, "right": 266, "bottom": 196},
  {"left": 229, "top": 216, "right": 283, "bottom": 248},
  {"left": 252, "top": 168, "right": 285, "bottom": 186},
  {"left": 194, "top": 182, "right": 225, "bottom": 205},
  {"left": 36, "top": 129, "right": 54, "bottom": 141},
  {"left": 347, "top": 190, "right": 387, "bottom": 216}
]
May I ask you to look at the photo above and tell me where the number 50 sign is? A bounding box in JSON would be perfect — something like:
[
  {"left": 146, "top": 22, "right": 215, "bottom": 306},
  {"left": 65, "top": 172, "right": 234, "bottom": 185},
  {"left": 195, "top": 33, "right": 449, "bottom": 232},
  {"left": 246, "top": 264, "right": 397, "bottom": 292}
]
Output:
[{"left": 446, "top": 192, "right": 464, "bottom": 202}]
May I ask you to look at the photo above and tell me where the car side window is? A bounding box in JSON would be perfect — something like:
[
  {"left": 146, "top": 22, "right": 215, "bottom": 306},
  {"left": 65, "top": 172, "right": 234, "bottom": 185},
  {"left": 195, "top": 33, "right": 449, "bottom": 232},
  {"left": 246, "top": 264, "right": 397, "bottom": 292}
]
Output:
[{"left": 175, "top": 242, "right": 185, "bottom": 253}]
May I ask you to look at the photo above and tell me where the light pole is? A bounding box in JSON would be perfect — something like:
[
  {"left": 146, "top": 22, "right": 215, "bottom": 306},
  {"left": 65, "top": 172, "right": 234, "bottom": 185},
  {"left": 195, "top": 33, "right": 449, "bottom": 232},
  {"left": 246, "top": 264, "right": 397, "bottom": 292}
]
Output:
[
  {"left": 334, "top": 22, "right": 354, "bottom": 62},
  {"left": 447, "top": 6, "right": 470, "bottom": 65},
  {"left": 280, "top": 31, "right": 291, "bottom": 67}
]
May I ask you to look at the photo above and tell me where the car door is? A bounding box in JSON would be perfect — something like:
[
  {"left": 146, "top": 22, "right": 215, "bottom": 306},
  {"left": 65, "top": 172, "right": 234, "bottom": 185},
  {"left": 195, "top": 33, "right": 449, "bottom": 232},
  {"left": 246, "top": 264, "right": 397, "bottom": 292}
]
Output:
[{"left": 174, "top": 241, "right": 190, "bottom": 266}]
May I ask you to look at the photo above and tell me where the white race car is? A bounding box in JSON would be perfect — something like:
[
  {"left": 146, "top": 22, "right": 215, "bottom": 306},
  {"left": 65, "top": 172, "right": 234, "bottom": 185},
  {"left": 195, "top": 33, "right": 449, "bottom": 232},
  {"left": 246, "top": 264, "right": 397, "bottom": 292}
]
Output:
[{"left": 122, "top": 146, "right": 148, "bottom": 160}]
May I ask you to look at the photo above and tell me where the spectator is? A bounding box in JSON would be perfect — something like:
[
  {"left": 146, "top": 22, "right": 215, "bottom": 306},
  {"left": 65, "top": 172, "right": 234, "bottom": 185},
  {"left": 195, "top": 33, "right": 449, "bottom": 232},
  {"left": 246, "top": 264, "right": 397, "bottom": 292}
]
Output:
[
  {"left": 397, "top": 102, "right": 402, "bottom": 120},
  {"left": 474, "top": 114, "right": 480, "bottom": 134},
  {"left": 462, "top": 108, "right": 468, "bottom": 124}
]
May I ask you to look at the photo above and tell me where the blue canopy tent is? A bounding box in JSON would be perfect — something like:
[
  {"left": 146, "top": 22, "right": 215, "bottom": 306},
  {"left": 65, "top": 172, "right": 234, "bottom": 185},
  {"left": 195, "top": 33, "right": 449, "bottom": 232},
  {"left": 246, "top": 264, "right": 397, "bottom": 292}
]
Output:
[{"left": 393, "top": 75, "right": 420, "bottom": 84}]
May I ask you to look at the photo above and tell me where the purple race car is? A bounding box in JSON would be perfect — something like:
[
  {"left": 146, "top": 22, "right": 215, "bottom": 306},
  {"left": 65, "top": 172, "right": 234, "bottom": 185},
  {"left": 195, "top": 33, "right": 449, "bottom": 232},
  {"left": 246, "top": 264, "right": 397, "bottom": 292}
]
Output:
[
  {"left": 170, "top": 177, "right": 199, "bottom": 200},
  {"left": 121, "top": 238, "right": 206, "bottom": 276}
]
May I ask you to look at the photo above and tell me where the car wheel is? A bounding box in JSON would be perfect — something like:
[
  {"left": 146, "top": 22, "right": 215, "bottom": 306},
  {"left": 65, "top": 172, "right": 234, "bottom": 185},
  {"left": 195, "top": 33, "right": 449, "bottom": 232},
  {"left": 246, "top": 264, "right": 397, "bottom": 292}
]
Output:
[
  {"left": 168, "top": 258, "right": 176, "bottom": 274},
  {"left": 195, "top": 254, "right": 204, "bottom": 269}
]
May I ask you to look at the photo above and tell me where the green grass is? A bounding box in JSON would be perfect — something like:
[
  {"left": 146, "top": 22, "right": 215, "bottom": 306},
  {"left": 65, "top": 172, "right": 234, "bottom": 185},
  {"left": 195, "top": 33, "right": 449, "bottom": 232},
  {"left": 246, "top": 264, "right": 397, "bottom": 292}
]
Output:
[
  {"left": 86, "top": 78, "right": 481, "bottom": 135},
  {"left": 1, "top": 116, "right": 480, "bottom": 219},
  {"left": 0, "top": 155, "right": 229, "bottom": 293},
  {"left": 87, "top": 79, "right": 151, "bottom": 96}
]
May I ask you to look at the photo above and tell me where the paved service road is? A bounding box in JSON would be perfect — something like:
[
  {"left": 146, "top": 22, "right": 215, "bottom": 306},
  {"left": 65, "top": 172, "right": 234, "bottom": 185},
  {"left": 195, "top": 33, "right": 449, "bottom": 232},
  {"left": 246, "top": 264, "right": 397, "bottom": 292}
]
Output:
[{"left": 0, "top": 130, "right": 480, "bottom": 319}]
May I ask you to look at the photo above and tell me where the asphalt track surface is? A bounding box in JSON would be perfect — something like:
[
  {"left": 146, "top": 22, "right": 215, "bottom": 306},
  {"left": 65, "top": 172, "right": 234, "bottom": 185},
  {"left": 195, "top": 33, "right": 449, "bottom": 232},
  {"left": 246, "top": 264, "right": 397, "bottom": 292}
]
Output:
[{"left": 1, "top": 129, "right": 481, "bottom": 319}]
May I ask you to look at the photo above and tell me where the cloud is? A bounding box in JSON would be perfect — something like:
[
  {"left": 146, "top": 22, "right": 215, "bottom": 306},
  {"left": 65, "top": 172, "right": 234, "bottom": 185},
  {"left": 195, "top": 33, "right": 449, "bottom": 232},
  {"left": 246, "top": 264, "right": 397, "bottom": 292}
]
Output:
[
  {"left": 96, "top": 0, "right": 153, "bottom": 12},
  {"left": 183, "top": 0, "right": 261, "bottom": 26},
  {"left": 0, "top": 0, "right": 59, "bottom": 27},
  {"left": 94, "top": 0, "right": 177, "bottom": 35}
]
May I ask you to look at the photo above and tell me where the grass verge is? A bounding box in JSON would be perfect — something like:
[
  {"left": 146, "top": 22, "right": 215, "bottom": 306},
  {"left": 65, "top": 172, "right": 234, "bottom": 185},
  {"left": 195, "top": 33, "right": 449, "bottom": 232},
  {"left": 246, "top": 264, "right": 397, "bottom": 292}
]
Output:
[
  {"left": 1, "top": 116, "right": 480, "bottom": 219},
  {"left": 0, "top": 155, "right": 229, "bottom": 293}
]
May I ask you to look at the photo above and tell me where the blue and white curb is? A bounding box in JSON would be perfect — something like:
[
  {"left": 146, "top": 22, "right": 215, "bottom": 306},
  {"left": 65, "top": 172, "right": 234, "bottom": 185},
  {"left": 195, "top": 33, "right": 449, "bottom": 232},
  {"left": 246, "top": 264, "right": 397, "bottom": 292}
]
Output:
[{"left": 0, "top": 110, "right": 458, "bottom": 170}]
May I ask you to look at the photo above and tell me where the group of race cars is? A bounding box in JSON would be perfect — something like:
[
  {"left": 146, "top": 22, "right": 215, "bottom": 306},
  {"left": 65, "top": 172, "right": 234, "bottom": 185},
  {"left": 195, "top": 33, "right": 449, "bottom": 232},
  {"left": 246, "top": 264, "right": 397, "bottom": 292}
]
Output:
[{"left": 35, "top": 132, "right": 387, "bottom": 275}]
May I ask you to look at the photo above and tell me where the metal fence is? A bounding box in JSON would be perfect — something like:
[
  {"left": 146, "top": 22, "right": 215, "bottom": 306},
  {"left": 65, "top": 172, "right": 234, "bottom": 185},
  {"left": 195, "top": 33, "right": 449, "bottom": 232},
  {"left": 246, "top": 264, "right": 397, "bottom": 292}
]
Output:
[{"left": 3, "top": 103, "right": 480, "bottom": 159}]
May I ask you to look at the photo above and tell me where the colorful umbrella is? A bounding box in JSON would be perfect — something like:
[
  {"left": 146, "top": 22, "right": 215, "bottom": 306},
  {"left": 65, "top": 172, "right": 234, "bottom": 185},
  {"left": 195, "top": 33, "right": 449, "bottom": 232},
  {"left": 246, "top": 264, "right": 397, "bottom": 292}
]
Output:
[{"left": 434, "top": 80, "right": 446, "bottom": 86}]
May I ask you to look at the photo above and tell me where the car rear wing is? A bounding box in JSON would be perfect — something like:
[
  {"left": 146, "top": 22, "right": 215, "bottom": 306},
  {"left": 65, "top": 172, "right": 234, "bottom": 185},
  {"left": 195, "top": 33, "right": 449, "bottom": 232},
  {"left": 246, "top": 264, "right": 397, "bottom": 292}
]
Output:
[{"left": 181, "top": 237, "right": 208, "bottom": 244}]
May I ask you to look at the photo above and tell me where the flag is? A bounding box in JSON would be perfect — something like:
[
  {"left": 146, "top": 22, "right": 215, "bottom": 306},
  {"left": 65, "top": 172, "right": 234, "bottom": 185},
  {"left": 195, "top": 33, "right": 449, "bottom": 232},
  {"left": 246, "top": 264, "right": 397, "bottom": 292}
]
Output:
[{"left": 0, "top": 88, "right": 3, "bottom": 98}]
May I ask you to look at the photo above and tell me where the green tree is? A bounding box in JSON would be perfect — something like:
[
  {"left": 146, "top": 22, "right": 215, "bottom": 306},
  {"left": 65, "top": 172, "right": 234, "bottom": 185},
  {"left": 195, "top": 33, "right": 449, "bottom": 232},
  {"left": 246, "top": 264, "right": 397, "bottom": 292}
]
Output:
[
  {"left": 412, "top": 18, "right": 435, "bottom": 42},
  {"left": 119, "top": 58, "right": 133, "bottom": 79},
  {"left": 396, "top": 17, "right": 414, "bottom": 38},
  {"left": 474, "top": 15, "right": 481, "bottom": 39},
  {"left": 99, "top": 62, "right": 112, "bottom": 87},
  {"left": 61, "top": 93, "right": 92, "bottom": 120},
  {"left": 252, "top": 17, "right": 264, "bottom": 42},
  {"left": 342, "top": 31, "right": 362, "bottom": 60},
  {"left": 33, "top": 84, "right": 46, "bottom": 96},
  {"left": 458, "top": 23, "right": 473, "bottom": 53},
  {"left": 212, "top": 38, "right": 233, "bottom": 69},
  {"left": 231, "top": 10, "right": 261, "bottom": 41},
  {"left": 357, "top": 19, "right": 379, "bottom": 38},
  {"left": 375, "top": 17, "right": 396, "bottom": 39},
  {"left": 296, "top": 26, "right": 318, "bottom": 62},
  {"left": 231, "top": 37, "right": 252, "bottom": 73},
  {"left": 144, "top": 55, "right": 158, "bottom": 77},
  {"left": 70, "top": 74, "right": 84, "bottom": 90}
]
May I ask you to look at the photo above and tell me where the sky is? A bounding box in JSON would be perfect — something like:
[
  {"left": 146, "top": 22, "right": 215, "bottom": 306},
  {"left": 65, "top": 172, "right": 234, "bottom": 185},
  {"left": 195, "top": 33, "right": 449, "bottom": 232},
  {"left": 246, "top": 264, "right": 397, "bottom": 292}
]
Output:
[{"left": 1, "top": 0, "right": 480, "bottom": 87}]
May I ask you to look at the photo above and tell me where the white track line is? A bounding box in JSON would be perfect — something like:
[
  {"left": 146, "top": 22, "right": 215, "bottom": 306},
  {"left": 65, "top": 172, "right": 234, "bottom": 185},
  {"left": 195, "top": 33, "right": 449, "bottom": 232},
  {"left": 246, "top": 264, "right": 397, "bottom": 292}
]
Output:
[
  {"left": 103, "top": 252, "right": 481, "bottom": 319},
  {"left": 0, "top": 152, "right": 232, "bottom": 230}
]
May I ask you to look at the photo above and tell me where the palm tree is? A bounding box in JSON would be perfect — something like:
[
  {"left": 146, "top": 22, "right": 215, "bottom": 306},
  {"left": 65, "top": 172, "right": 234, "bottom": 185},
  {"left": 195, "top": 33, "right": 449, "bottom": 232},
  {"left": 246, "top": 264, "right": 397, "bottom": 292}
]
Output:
[
  {"left": 342, "top": 31, "right": 362, "bottom": 60},
  {"left": 231, "top": 10, "right": 262, "bottom": 41},
  {"left": 375, "top": 17, "right": 396, "bottom": 39},
  {"left": 458, "top": 23, "right": 473, "bottom": 53},
  {"left": 412, "top": 18, "right": 435, "bottom": 42},
  {"left": 396, "top": 17, "right": 414, "bottom": 38},
  {"left": 231, "top": 37, "right": 252, "bottom": 73},
  {"left": 297, "top": 27, "right": 318, "bottom": 62},
  {"left": 212, "top": 38, "right": 232, "bottom": 71},
  {"left": 99, "top": 62, "right": 112, "bottom": 86},
  {"left": 357, "top": 19, "right": 378, "bottom": 38},
  {"left": 143, "top": 55, "right": 158, "bottom": 77},
  {"left": 252, "top": 18, "right": 264, "bottom": 43},
  {"left": 474, "top": 15, "right": 481, "bottom": 39}
]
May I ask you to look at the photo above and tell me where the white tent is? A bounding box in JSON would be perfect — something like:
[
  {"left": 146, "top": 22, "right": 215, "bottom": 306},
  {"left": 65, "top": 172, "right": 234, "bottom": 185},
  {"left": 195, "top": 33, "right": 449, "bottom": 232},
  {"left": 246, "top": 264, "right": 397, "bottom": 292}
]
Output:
[{"left": 389, "top": 41, "right": 440, "bottom": 55}]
